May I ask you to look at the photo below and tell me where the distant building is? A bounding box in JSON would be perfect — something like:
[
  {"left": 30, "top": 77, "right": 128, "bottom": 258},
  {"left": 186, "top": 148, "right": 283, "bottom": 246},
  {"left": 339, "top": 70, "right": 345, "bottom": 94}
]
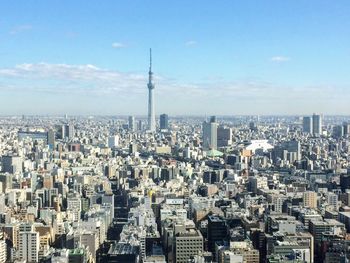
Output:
[
  {"left": 217, "top": 127, "right": 232, "bottom": 147},
  {"left": 62, "top": 123, "right": 75, "bottom": 139},
  {"left": 18, "top": 130, "right": 55, "bottom": 149},
  {"left": 333, "top": 125, "right": 344, "bottom": 139},
  {"left": 303, "top": 116, "right": 313, "bottom": 134},
  {"left": 202, "top": 117, "right": 218, "bottom": 150},
  {"left": 343, "top": 122, "right": 350, "bottom": 135},
  {"left": 1, "top": 155, "right": 22, "bottom": 174},
  {"left": 160, "top": 114, "right": 169, "bottom": 130},
  {"left": 129, "top": 116, "right": 136, "bottom": 132},
  {"left": 312, "top": 114, "right": 322, "bottom": 136},
  {"left": 108, "top": 135, "right": 119, "bottom": 148}
]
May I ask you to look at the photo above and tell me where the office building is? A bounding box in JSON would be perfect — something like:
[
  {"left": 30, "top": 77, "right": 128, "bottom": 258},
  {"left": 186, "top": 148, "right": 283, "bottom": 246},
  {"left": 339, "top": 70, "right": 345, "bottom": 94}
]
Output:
[
  {"left": 202, "top": 117, "right": 218, "bottom": 150},
  {"left": 18, "top": 130, "right": 55, "bottom": 149},
  {"left": 129, "top": 116, "right": 136, "bottom": 132},
  {"left": 217, "top": 127, "right": 232, "bottom": 147},
  {"left": 108, "top": 135, "right": 119, "bottom": 148},
  {"left": 333, "top": 125, "right": 344, "bottom": 139},
  {"left": 18, "top": 224, "right": 40, "bottom": 262},
  {"left": 160, "top": 114, "right": 169, "bottom": 130},
  {"left": 303, "top": 116, "right": 313, "bottom": 134},
  {"left": 0, "top": 233, "right": 6, "bottom": 263},
  {"left": 312, "top": 114, "right": 322, "bottom": 136},
  {"left": 303, "top": 191, "right": 317, "bottom": 209},
  {"left": 1, "top": 155, "right": 22, "bottom": 174},
  {"left": 175, "top": 227, "right": 203, "bottom": 263},
  {"left": 208, "top": 215, "right": 228, "bottom": 255},
  {"left": 62, "top": 124, "right": 75, "bottom": 139}
]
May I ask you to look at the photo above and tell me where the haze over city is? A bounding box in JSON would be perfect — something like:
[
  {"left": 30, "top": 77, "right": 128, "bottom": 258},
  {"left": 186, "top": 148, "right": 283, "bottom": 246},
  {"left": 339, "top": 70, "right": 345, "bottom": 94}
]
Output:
[{"left": 0, "top": 0, "right": 349, "bottom": 115}]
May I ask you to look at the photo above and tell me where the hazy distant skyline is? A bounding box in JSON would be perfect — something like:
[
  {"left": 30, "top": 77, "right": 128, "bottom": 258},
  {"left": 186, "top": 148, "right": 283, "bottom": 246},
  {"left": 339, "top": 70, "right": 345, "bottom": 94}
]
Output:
[{"left": 0, "top": 1, "right": 349, "bottom": 115}]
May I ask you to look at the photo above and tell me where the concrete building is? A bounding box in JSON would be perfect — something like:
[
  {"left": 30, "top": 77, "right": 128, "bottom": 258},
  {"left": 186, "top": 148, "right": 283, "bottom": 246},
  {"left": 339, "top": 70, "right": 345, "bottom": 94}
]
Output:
[
  {"left": 312, "top": 114, "right": 322, "bottom": 136},
  {"left": 175, "top": 228, "right": 203, "bottom": 263},
  {"left": 202, "top": 117, "right": 218, "bottom": 150},
  {"left": 303, "top": 191, "right": 318, "bottom": 209},
  {"left": 160, "top": 114, "right": 169, "bottom": 130},
  {"left": 129, "top": 116, "right": 136, "bottom": 132},
  {"left": 217, "top": 127, "right": 232, "bottom": 147},
  {"left": 303, "top": 116, "right": 313, "bottom": 134},
  {"left": 18, "top": 224, "right": 40, "bottom": 263}
]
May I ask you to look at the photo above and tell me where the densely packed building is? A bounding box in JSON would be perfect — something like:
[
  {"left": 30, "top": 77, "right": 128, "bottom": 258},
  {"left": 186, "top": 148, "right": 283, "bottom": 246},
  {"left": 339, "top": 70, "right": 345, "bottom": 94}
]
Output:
[{"left": 0, "top": 114, "right": 350, "bottom": 262}]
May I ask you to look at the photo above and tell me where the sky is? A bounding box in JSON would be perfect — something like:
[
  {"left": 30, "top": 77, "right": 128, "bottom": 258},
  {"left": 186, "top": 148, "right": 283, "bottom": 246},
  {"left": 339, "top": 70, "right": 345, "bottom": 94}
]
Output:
[{"left": 0, "top": 0, "right": 349, "bottom": 115}]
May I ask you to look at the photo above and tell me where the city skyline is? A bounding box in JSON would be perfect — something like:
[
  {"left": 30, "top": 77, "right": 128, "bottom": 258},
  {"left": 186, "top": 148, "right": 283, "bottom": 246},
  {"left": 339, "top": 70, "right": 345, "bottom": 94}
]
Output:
[{"left": 0, "top": 1, "right": 350, "bottom": 115}]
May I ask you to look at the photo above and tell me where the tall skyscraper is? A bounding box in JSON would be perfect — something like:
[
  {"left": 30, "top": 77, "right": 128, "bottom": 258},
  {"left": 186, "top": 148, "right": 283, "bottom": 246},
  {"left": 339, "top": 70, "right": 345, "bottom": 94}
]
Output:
[
  {"left": 202, "top": 116, "right": 218, "bottom": 150},
  {"left": 312, "top": 113, "right": 322, "bottom": 136},
  {"left": 128, "top": 116, "right": 135, "bottom": 131},
  {"left": 160, "top": 114, "right": 169, "bottom": 130},
  {"left": 147, "top": 49, "right": 156, "bottom": 132},
  {"left": 302, "top": 116, "right": 313, "bottom": 134}
]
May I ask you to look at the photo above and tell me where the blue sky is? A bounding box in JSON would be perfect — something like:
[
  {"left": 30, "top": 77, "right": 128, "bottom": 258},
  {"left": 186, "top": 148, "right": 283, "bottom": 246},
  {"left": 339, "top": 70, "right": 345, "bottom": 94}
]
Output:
[{"left": 0, "top": 1, "right": 349, "bottom": 115}]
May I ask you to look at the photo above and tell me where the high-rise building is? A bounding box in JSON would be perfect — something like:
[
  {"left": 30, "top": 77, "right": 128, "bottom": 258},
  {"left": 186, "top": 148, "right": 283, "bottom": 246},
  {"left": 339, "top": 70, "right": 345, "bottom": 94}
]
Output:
[
  {"left": 147, "top": 49, "right": 156, "bottom": 132},
  {"left": 333, "top": 125, "right": 344, "bottom": 139},
  {"left": 128, "top": 116, "right": 136, "bottom": 132},
  {"left": 312, "top": 114, "right": 322, "bottom": 136},
  {"left": 1, "top": 155, "right": 22, "bottom": 174},
  {"left": 217, "top": 126, "right": 232, "bottom": 147},
  {"left": 303, "top": 191, "right": 317, "bottom": 208},
  {"left": 210, "top": 115, "right": 217, "bottom": 123},
  {"left": 343, "top": 122, "right": 350, "bottom": 135},
  {"left": 62, "top": 123, "right": 75, "bottom": 139},
  {"left": 303, "top": 116, "right": 313, "bottom": 134},
  {"left": 0, "top": 232, "right": 7, "bottom": 263},
  {"left": 108, "top": 135, "right": 119, "bottom": 148},
  {"left": 160, "top": 114, "right": 169, "bottom": 130},
  {"left": 47, "top": 129, "right": 55, "bottom": 149},
  {"left": 202, "top": 117, "right": 218, "bottom": 150},
  {"left": 18, "top": 224, "right": 40, "bottom": 263},
  {"left": 207, "top": 215, "right": 228, "bottom": 255}
]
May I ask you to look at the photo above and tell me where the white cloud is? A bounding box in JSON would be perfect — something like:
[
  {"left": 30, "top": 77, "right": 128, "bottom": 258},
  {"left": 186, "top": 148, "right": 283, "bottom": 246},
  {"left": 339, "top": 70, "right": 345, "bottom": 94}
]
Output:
[
  {"left": 112, "top": 42, "right": 126, "bottom": 48},
  {"left": 10, "top": 24, "right": 32, "bottom": 35},
  {"left": 270, "top": 56, "right": 290, "bottom": 62},
  {"left": 185, "top": 40, "right": 197, "bottom": 47},
  {"left": 0, "top": 63, "right": 348, "bottom": 115}
]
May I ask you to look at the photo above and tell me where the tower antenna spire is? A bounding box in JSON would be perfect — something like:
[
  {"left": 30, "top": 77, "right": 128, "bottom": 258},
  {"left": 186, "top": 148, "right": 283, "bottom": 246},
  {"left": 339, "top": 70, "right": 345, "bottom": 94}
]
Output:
[{"left": 149, "top": 48, "right": 152, "bottom": 72}]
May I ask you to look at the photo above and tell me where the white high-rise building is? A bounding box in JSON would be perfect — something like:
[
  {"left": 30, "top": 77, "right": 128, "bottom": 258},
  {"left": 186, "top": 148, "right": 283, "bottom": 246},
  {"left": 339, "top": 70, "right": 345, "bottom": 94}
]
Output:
[
  {"left": 147, "top": 49, "right": 156, "bottom": 132},
  {"left": 17, "top": 224, "right": 39, "bottom": 263}
]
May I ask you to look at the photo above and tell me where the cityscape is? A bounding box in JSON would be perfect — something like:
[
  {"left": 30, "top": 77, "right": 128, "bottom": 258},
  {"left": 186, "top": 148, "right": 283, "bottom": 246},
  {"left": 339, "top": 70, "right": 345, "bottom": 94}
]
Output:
[{"left": 1, "top": 1, "right": 350, "bottom": 263}]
